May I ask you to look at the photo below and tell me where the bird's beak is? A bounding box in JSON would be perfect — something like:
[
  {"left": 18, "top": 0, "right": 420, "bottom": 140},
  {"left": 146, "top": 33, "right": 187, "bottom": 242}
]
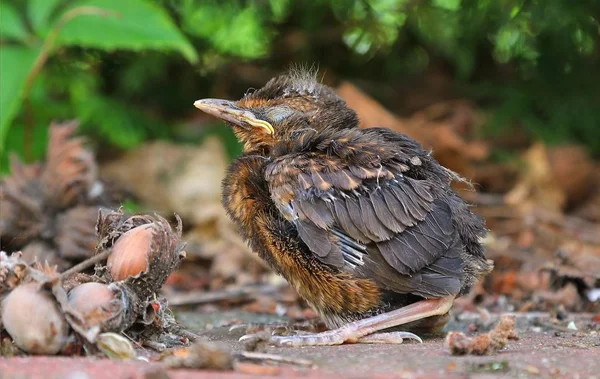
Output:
[{"left": 193, "top": 98, "right": 274, "bottom": 135}]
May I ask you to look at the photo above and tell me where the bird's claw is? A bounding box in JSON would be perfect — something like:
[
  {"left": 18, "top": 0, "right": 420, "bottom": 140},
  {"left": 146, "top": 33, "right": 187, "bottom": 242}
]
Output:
[
  {"left": 356, "top": 331, "right": 423, "bottom": 344},
  {"left": 402, "top": 331, "right": 423, "bottom": 343}
]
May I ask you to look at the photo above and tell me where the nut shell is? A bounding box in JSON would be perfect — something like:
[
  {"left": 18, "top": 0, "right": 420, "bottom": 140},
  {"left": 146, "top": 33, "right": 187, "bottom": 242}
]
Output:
[
  {"left": 1, "top": 283, "right": 69, "bottom": 354},
  {"left": 107, "top": 224, "right": 154, "bottom": 281},
  {"left": 68, "top": 282, "right": 126, "bottom": 331}
]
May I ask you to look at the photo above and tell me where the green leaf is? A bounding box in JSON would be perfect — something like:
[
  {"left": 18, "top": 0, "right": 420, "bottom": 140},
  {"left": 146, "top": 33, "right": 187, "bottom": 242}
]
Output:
[
  {"left": 57, "top": 0, "right": 198, "bottom": 63},
  {"left": 74, "top": 93, "right": 167, "bottom": 149},
  {"left": 28, "top": 0, "right": 64, "bottom": 36},
  {"left": 184, "top": 3, "right": 269, "bottom": 59},
  {"left": 0, "top": 2, "right": 29, "bottom": 42},
  {"left": 269, "top": 0, "right": 290, "bottom": 22},
  {"left": 0, "top": 46, "right": 40, "bottom": 155},
  {"left": 432, "top": 0, "right": 461, "bottom": 11}
]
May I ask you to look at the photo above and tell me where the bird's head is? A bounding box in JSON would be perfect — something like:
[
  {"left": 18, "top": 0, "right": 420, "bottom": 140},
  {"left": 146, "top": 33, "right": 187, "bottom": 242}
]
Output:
[{"left": 194, "top": 70, "right": 359, "bottom": 154}]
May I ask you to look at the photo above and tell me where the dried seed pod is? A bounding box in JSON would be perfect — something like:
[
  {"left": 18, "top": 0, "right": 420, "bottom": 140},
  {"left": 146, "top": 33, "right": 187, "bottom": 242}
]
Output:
[
  {"left": 67, "top": 282, "right": 128, "bottom": 331},
  {"left": 20, "top": 241, "right": 68, "bottom": 271},
  {"left": 0, "top": 251, "right": 29, "bottom": 293},
  {"left": 1, "top": 121, "right": 118, "bottom": 261},
  {"left": 42, "top": 121, "right": 97, "bottom": 209},
  {"left": 95, "top": 210, "right": 159, "bottom": 252},
  {"left": 55, "top": 206, "right": 99, "bottom": 260},
  {"left": 1, "top": 283, "right": 69, "bottom": 354},
  {"left": 107, "top": 224, "right": 154, "bottom": 281},
  {"left": 0, "top": 157, "right": 45, "bottom": 249},
  {"left": 1, "top": 251, "right": 56, "bottom": 294}
]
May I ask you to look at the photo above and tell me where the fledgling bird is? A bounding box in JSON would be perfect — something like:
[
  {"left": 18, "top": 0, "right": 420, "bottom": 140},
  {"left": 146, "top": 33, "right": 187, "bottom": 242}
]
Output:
[{"left": 194, "top": 70, "right": 493, "bottom": 346}]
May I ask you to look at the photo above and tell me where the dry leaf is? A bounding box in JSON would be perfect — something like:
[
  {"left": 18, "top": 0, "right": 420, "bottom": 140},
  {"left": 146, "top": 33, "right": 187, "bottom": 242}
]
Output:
[{"left": 505, "top": 144, "right": 566, "bottom": 211}]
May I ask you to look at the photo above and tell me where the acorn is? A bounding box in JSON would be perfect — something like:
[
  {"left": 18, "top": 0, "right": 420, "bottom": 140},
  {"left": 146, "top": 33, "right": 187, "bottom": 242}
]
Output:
[
  {"left": 67, "top": 282, "right": 129, "bottom": 332},
  {"left": 1, "top": 282, "right": 69, "bottom": 354}
]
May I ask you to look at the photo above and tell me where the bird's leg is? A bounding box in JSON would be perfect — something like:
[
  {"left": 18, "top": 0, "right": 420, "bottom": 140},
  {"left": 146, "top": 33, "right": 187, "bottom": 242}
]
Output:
[{"left": 240, "top": 296, "right": 454, "bottom": 346}]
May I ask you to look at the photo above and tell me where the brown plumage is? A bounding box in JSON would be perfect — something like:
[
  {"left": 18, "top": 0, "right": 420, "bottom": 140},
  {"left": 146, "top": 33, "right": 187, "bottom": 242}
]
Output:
[{"left": 194, "top": 70, "right": 493, "bottom": 346}]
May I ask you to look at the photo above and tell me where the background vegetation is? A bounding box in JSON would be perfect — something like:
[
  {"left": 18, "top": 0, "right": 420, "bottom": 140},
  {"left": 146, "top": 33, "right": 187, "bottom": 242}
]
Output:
[{"left": 1, "top": 0, "right": 599, "bottom": 173}]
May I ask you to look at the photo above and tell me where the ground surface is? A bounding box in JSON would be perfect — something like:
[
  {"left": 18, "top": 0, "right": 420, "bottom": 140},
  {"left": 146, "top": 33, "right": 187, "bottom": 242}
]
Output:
[{"left": 1, "top": 312, "right": 598, "bottom": 378}]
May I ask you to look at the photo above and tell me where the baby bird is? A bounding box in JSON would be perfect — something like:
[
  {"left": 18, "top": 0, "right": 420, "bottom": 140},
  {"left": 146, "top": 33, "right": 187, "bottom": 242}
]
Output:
[{"left": 194, "top": 70, "right": 493, "bottom": 346}]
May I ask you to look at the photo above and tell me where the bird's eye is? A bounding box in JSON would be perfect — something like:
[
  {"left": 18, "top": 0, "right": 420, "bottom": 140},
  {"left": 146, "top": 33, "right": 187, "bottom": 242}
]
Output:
[{"left": 265, "top": 106, "right": 295, "bottom": 123}]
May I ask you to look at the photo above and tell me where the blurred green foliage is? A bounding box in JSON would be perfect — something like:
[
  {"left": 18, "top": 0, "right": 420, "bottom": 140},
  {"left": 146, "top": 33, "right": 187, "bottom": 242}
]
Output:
[{"left": 1, "top": 0, "right": 599, "bottom": 173}]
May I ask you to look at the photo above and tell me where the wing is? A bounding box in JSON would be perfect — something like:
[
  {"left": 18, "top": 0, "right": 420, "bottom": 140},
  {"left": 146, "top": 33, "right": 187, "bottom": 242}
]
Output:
[{"left": 266, "top": 143, "right": 463, "bottom": 297}]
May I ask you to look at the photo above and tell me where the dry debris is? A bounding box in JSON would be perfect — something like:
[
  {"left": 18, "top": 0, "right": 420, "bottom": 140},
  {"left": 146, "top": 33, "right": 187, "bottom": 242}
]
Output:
[
  {"left": 157, "top": 340, "right": 313, "bottom": 373},
  {"left": 474, "top": 146, "right": 600, "bottom": 313},
  {"left": 159, "top": 341, "right": 233, "bottom": 370},
  {"left": 0, "top": 121, "right": 118, "bottom": 269},
  {"left": 446, "top": 315, "right": 518, "bottom": 356},
  {"left": 0, "top": 209, "right": 189, "bottom": 358}
]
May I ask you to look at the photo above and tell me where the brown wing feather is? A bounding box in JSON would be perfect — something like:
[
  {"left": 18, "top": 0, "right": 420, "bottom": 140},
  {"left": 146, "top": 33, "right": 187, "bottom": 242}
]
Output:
[{"left": 267, "top": 152, "right": 463, "bottom": 297}]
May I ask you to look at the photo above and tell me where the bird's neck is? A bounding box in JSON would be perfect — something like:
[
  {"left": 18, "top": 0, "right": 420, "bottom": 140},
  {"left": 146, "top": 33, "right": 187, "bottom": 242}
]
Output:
[
  {"left": 269, "top": 127, "right": 362, "bottom": 158},
  {"left": 232, "top": 126, "right": 274, "bottom": 156}
]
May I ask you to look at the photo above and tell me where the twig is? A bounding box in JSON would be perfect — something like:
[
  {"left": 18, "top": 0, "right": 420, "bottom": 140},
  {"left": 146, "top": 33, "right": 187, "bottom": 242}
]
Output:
[
  {"left": 142, "top": 340, "right": 166, "bottom": 352},
  {"left": 169, "top": 327, "right": 201, "bottom": 342},
  {"left": 236, "top": 351, "right": 313, "bottom": 367},
  {"left": 60, "top": 249, "right": 111, "bottom": 279}
]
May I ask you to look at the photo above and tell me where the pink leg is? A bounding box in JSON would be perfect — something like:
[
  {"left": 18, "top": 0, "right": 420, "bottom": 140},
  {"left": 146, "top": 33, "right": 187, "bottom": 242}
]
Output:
[{"left": 240, "top": 296, "right": 454, "bottom": 346}]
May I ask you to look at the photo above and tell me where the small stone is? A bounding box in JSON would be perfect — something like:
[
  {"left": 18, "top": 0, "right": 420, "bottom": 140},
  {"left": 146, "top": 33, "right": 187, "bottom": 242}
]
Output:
[
  {"left": 567, "top": 321, "right": 578, "bottom": 331},
  {"left": 524, "top": 365, "right": 540, "bottom": 375}
]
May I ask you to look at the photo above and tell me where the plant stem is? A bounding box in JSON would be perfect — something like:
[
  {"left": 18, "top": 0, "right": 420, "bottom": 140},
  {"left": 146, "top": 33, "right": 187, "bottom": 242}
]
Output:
[
  {"left": 21, "top": 6, "right": 119, "bottom": 159},
  {"left": 22, "top": 7, "right": 119, "bottom": 99}
]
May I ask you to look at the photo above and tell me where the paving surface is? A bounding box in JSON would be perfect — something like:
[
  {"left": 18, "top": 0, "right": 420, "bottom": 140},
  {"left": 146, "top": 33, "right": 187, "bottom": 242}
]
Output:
[{"left": 1, "top": 312, "right": 599, "bottom": 378}]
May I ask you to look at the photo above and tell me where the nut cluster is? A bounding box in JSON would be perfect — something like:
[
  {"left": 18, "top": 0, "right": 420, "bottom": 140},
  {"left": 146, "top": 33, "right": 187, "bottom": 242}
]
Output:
[{"left": 0, "top": 210, "right": 187, "bottom": 356}]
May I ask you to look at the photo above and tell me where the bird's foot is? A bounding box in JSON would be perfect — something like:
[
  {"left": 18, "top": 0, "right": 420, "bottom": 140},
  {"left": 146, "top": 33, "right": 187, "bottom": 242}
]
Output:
[
  {"left": 238, "top": 296, "right": 453, "bottom": 347},
  {"left": 239, "top": 327, "right": 421, "bottom": 347}
]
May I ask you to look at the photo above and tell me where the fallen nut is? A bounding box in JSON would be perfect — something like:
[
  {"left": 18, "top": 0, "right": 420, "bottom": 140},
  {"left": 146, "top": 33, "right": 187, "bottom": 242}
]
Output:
[
  {"left": 1, "top": 282, "right": 69, "bottom": 355},
  {"left": 107, "top": 224, "right": 154, "bottom": 281},
  {"left": 67, "top": 282, "right": 127, "bottom": 331}
]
